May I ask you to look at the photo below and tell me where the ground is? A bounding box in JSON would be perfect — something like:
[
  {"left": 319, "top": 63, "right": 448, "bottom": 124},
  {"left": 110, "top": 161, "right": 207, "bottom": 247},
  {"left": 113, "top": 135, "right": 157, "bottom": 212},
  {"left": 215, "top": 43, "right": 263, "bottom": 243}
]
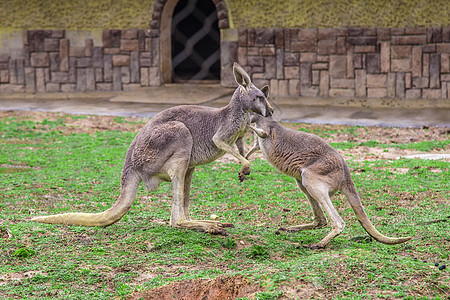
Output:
[{"left": 0, "top": 110, "right": 448, "bottom": 299}]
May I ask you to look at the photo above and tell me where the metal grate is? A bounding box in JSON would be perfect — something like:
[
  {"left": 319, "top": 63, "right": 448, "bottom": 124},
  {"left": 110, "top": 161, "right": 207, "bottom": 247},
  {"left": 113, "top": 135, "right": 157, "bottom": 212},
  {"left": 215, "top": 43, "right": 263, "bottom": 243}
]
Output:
[{"left": 171, "top": 0, "right": 220, "bottom": 82}]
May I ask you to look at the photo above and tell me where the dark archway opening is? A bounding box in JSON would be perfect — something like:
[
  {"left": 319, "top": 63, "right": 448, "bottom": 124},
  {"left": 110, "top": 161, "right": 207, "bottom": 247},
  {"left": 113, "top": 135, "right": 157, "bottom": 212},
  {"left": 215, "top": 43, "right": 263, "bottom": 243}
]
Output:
[{"left": 171, "top": 0, "right": 220, "bottom": 82}]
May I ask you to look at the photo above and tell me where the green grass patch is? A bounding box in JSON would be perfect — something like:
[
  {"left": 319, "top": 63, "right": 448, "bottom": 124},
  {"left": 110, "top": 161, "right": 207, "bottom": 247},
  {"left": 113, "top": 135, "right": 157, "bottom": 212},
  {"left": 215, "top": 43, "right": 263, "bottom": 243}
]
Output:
[{"left": 0, "top": 115, "right": 448, "bottom": 299}]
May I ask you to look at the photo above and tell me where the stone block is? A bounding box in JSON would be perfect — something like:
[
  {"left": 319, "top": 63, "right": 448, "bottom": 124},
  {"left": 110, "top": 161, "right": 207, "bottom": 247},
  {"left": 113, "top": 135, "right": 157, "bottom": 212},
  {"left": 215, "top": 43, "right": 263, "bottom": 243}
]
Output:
[
  {"left": 318, "top": 28, "right": 338, "bottom": 39},
  {"left": 346, "top": 48, "right": 354, "bottom": 79},
  {"left": 349, "top": 27, "right": 364, "bottom": 36},
  {"left": 411, "top": 46, "right": 422, "bottom": 77},
  {"left": 24, "top": 67, "right": 35, "bottom": 93},
  {"left": 284, "top": 66, "right": 299, "bottom": 79},
  {"left": 405, "top": 27, "right": 427, "bottom": 35},
  {"left": 92, "top": 47, "right": 103, "bottom": 68},
  {"left": 122, "top": 29, "right": 138, "bottom": 40},
  {"left": 300, "top": 63, "right": 312, "bottom": 86},
  {"left": 363, "top": 28, "right": 377, "bottom": 36},
  {"left": 319, "top": 70, "right": 329, "bottom": 97},
  {"left": 298, "top": 28, "right": 317, "bottom": 41},
  {"left": 422, "top": 44, "right": 436, "bottom": 53},
  {"left": 380, "top": 42, "right": 390, "bottom": 73},
  {"left": 392, "top": 35, "right": 426, "bottom": 45},
  {"left": 77, "top": 68, "right": 87, "bottom": 91},
  {"left": 391, "top": 45, "right": 411, "bottom": 58},
  {"left": 121, "top": 67, "right": 130, "bottom": 84},
  {"left": 61, "top": 83, "right": 76, "bottom": 92},
  {"left": 405, "top": 89, "right": 422, "bottom": 99},
  {"left": 355, "top": 69, "right": 366, "bottom": 97},
  {"left": 405, "top": 72, "right": 411, "bottom": 89},
  {"left": 367, "top": 74, "right": 387, "bottom": 88},
  {"left": 441, "top": 74, "right": 450, "bottom": 81},
  {"left": 85, "top": 39, "right": 93, "bottom": 57},
  {"left": 49, "top": 53, "right": 60, "bottom": 72},
  {"left": 140, "top": 67, "right": 149, "bottom": 86},
  {"left": 329, "top": 88, "right": 355, "bottom": 97},
  {"left": 312, "top": 70, "right": 320, "bottom": 85},
  {"left": 316, "top": 55, "right": 329, "bottom": 62},
  {"left": 284, "top": 52, "right": 299, "bottom": 66},
  {"left": 102, "top": 29, "right": 121, "bottom": 48},
  {"left": 36, "top": 68, "right": 45, "bottom": 92},
  {"left": 46, "top": 83, "right": 60, "bottom": 92},
  {"left": 120, "top": 39, "right": 139, "bottom": 52},
  {"left": 317, "top": 39, "right": 336, "bottom": 55},
  {"left": 247, "top": 56, "right": 263, "bottom": 67},
  {"left": 16, "top": 59, "right": 24, "bottom": 85},
  {"left": 113, "top": 55, "right": 130, "bottom": 67},
  {"left": 391, "top": 58, "right": 410, "bottom": 72},
  {"left": 59, "top": 39, "right": 69, "bottom": 72},
  {"left": 247, "top": 29, "right": 255, "bottom": 46},
  {"left": 276, "top": 80, "right": 288, "bottom": 96},
  {"left": 291, "top": 40, "right": 317, "bottom": 52},
  {"left": 329, "top": 55, "right": 346, "bottom": 79},
  {"left": 95, "top": 68, "right": 103, "bottom": 82},
  {"left": 0, "top": 84, "right": 24, "bottom": 93},
  {"left": 69, "top": 58, "right": 77, "bottom": 83},
  {"left": 0, "top": 70, "right": 9, "bottom": 83},
  {"left": 51, "top": 30, "right": 65, "bottom": 38},
  {"left": 300, "top": 86, "right": 319, "bottom": 97},
  {"left": 288, "top": 79, "right": 300, "bottom": 95},
  {"left": 70, "top": 47, "right": 85, "bottom": 57},
  {"left": 387, "top": 73, "right": 396, "bottom": 97},
  {"left": 77, "top": 58, "right": 92, "bottom": 68},
  {"left": 86, "top": 68, "right": 95, "bottom": 91},
  {"left": 312, "top": 63, "right": 328, "bottom": 70},
  {"left": 44, "top": 38, "right": 59, "bottom": 52},
  {"left": 276, "top": 49, "right": 284, "bottom": 79},
  {"left": 422, "top": 89, "right": 441, "bottom": 98},
  {"left": 260, "top": 46, "right": 276, "bottom": 56},
  {"left": 429, "top": 53, "right": 440, "bottom": 89},
  {"left": 103, "top": 55, "right": 113, "bottom": 82},
  {"left": 367, "top": 88, "right": 387, "bottom": 98},
  {"left": 140, "top": 58, "right": 152, "bottom": 67},
  {"left": 275, "top": 29, "right": 284, "bottom": 49},
  {"left": 113, "top": 67, "right": 122, "bottom": 90},
  {"left": 353, "top": 54, "right": 362, "bottom": 69},
  {"left": 28, "top": 30, "right": 52, "bottom": 52},
  {"left": 377, "top": 28, "right": 391, "bottom": 41},
  {"left": 255, "top": 28, "right": 274, "bottom": 44},
  {"left": 269, "top": 79, "right": 278, "bottom": 95},
  {"left": 330, "top": 78, "right": 355, "bottom": 89},
  {"left": 300, "top": 52, "right": 316, "bottom": 63},
  {"left": 149, "top": 67, "right": 161, "bottom": 86},
  {"left": 347, "top": 36, "right": 377, "bottom": 46},
  {"left": 354, "top": 46, "right": 375, "bottom": 53},
  {"left": 104, "top": 48, "right": 121, "bottom": 55},
  {"left": 441, "top": 53, "right": 450, "bottom": 73},
  {"left": 412, "top": 77, "right": 429, "bottom": 88},
  {"left": 428, "top": 27, "right": 442, "bottom": 43},
  {"left": 366, "top": 53, "right": 381, "bottom": 74},
  {"left": 51, "top": 72, "right": 69, "bottom": 83},
  {"left": 130, "top": 51, "right": 139, "bottom": 83},
  {"left": 30, "top": 53, "right": 49, "bottom": 67},
  {"left": 247, "top": 47, "right": 259, "bottom": 56},
  {"left": 396, "top": 72, "right": 405, "bottom": 97},
  {"left": 336, "top": 37, "right": 347, "bottom": 55},
  {"left": 96, "top": 83, "right": 113, "bottom": 91}
]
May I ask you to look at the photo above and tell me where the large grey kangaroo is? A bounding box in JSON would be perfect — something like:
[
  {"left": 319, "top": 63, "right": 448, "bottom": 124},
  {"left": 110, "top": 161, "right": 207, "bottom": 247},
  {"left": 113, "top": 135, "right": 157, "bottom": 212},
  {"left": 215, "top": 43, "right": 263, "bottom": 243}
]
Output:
[
  {"left": 246, "top": 115, "right": 411, "bottom": 248},
  {"left": 31, "top": 63, "right": 274, "bottom": 236}
]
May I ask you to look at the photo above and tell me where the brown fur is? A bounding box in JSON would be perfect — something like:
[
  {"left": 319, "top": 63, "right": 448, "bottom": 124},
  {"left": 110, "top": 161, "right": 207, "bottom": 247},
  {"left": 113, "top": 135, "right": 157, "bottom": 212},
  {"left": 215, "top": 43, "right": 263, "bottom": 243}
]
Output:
[{"left": 247, "top": 115, "right": 411, "bottom": 248}]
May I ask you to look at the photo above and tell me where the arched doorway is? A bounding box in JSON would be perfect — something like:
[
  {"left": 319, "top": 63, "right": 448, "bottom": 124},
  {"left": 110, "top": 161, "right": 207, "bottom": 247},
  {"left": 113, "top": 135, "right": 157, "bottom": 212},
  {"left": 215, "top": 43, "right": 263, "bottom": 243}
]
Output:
[
  {"left": 171, "top": 0, "right": 220, "bottom": 82},
  {"left": 152, "top": 0, "right": 229, "bottom": 84}
]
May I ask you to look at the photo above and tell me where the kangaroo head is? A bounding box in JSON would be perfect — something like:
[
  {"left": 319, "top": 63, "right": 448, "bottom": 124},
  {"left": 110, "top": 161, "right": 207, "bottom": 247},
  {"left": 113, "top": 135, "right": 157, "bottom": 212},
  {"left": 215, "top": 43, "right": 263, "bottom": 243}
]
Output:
[{"left": 233, "top": 62, "right": 274, "bottom": 117}]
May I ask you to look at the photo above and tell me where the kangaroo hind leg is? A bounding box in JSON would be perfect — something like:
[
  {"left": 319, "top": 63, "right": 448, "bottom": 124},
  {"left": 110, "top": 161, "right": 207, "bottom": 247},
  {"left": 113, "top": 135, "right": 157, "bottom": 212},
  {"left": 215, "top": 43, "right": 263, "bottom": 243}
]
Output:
[
  {"left": 279, "top": 178, "right": 328, "bottom": 233},
  {"left": 301, "top": 171, "right": 345, "bottom": 249}
]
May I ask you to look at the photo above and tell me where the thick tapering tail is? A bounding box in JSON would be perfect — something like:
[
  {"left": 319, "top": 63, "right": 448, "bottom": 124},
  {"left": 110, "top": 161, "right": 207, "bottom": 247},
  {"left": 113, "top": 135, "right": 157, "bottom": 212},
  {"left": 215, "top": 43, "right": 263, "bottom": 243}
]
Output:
[
  {"left": 342, "top": 179, "right": 412, "bottom": 245},
  {"left": 31, "top": 172, "right": 141, "bottom": 227}
]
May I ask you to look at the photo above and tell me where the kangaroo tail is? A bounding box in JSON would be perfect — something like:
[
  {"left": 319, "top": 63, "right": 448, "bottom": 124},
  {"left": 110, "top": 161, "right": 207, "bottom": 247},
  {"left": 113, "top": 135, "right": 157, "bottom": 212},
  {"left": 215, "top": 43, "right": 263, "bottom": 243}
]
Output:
[
  {"left": 341, "top": 168, "right": 411, "bottom": 244},
  {"left": 31, "top": 169, "right": 141, "bottom": 227}
]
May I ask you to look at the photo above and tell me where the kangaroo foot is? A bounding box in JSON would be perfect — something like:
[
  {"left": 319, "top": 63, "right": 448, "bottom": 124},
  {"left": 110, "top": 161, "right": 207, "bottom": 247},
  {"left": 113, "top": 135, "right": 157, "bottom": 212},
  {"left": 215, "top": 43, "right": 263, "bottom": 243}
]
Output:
[
  {"left": 176, "top": 220, "right": 234, "bottom": 236},
  {"left": 303, "top": 243, "right": 326, "bottom": 250}
]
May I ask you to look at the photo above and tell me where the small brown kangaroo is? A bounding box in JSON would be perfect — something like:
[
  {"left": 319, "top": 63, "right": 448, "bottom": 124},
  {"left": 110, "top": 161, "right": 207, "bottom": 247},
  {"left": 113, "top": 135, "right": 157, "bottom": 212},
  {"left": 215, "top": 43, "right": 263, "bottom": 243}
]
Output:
[
  {"left": 246, "top": 115, "right": 411, "bottom": 248},
  {"left": 31, "top": 63, "right": 274, "bottom": 236}
]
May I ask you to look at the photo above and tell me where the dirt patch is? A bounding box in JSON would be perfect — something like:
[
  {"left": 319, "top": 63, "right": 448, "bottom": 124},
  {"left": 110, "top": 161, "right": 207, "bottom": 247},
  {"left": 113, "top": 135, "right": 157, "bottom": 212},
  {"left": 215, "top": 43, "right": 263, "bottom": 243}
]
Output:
[{"left": 127, "top": 275, "right": 264, "bottom": 300}]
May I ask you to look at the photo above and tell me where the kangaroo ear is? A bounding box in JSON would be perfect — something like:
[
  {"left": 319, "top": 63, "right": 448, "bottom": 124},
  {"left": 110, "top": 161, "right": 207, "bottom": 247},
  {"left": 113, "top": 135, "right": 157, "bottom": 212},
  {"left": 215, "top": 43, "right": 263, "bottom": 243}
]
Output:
[
  {"left": 233, "top": 62, "right": 251, "bottom": 89},
  {"left": 261, "top": 85, "right": 270, "bottom": 98}
]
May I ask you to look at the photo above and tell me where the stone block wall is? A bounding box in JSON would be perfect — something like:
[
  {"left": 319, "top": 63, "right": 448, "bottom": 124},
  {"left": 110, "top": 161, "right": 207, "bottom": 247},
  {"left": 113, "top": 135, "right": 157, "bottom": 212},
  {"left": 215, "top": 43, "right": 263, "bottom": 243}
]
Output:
[
  {"left": 235, "top": 27, "right": 450, "bottom": 99},
  {"left": 0, "top": 29, "right": 160, "bottom": 93}
]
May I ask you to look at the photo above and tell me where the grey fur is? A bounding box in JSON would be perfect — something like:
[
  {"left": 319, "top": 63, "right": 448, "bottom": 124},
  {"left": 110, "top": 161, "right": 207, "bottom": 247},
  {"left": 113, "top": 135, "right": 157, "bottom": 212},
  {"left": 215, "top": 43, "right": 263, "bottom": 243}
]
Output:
[
  {"left": 247, "top": 115, "right": 411, "bottom": 248},
  {"left": 31, "top": 63, "right": 273, "bottom": 236}
]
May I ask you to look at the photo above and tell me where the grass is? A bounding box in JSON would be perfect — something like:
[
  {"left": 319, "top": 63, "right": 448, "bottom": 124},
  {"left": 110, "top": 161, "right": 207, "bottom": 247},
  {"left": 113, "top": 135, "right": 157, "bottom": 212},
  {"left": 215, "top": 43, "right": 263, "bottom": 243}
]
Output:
[{"left": 0, "top": 113, "right": 449, "bottom": 299}]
